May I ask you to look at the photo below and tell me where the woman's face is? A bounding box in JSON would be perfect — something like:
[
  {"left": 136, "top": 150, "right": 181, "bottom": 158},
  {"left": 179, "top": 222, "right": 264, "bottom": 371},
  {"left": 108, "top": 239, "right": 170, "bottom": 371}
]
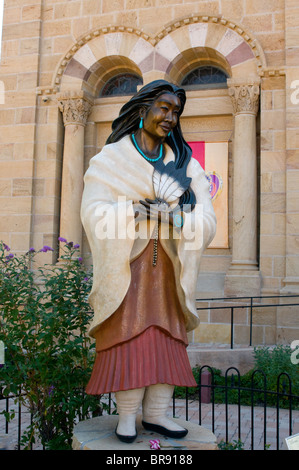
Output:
[{"left": 141, "top": 93, "right": 181, "bottom": 140}]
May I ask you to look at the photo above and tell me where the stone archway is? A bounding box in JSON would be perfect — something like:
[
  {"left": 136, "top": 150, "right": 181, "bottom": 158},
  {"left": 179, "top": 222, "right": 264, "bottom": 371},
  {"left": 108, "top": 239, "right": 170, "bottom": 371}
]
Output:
[{"left": 54, "top": 16, "right": 265, "bottom": 293}]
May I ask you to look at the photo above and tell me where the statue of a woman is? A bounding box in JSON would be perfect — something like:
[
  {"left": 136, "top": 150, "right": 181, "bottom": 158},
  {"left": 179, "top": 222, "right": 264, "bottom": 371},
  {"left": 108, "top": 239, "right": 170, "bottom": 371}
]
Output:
[{"left": 81, "top": 80, "right": 216, "bottom": 443}]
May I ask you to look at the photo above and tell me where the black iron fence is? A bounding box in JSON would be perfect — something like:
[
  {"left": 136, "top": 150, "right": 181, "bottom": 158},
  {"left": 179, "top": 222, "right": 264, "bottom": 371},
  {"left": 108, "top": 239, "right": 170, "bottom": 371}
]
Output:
[
  {"left": 173, "top": 365, "right": 299, "bottom": 450},
  {"left": 196, "top": 294, "right": 299, "bottom": 349},
  {"left": 1, "top": 365, "right": 298, "bottom": 450}
]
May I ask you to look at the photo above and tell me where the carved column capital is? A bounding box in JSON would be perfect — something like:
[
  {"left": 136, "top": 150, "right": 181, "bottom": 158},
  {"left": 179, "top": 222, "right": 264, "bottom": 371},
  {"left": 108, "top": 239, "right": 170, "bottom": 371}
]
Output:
[
  {"left": 227, "top": 78, "right": 260, "bottom": 116},
  {"left": 58, "top": 91, "right": 93, "bottom": 126}
]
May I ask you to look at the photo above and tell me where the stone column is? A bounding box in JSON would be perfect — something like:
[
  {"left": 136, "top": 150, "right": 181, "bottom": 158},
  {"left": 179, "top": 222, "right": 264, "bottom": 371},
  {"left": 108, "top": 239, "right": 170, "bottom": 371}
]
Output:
[
  {"left": 224, "top": 78, "right": 261, "bottom": 297},
  {"left": 58, "top": 91, "right": 93, "bottom": 251}
]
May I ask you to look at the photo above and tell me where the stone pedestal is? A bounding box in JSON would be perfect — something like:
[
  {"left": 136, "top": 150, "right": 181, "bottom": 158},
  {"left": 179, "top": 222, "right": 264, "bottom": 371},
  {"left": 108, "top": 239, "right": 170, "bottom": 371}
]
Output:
[{"left": 72, "top": 415, "right": 218, "bottom": 451}]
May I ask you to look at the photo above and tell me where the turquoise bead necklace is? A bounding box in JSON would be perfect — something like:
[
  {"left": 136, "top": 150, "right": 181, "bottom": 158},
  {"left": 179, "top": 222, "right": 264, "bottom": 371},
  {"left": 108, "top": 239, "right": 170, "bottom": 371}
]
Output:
[{"left": 131, "top": 133, "right": 163, "bottom": 163}]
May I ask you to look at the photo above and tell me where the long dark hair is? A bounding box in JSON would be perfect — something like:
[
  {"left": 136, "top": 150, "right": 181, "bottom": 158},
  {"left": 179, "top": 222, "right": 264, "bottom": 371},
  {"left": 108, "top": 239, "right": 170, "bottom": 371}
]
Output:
[{"left": 106, "top": 80, "right": 196, "bottom": 208}]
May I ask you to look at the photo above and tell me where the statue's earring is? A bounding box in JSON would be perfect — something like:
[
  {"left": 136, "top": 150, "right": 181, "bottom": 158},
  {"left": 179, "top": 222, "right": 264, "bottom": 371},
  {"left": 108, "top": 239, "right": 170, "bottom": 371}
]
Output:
[
  {"left": 139, "top": 118, "right": 144, "bottom": 129},
  {"left": 168, "top": 131, "right": 171, "bottom": 137}
]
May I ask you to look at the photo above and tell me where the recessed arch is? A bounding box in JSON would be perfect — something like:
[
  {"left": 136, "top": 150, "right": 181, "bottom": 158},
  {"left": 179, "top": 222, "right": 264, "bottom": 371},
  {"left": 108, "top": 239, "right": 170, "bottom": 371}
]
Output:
[
  {"left": 52, "top": 15, "right": 266, "bottom": 96},
  {"left": 164, "top": 46, "right": 232, "bottom": 86}
]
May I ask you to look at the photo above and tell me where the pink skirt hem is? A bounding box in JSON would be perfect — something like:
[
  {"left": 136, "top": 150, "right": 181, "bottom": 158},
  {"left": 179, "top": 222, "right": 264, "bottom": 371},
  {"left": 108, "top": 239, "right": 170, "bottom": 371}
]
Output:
[{"left": 86, "top": 326, "right": 196, "bottom": 395}]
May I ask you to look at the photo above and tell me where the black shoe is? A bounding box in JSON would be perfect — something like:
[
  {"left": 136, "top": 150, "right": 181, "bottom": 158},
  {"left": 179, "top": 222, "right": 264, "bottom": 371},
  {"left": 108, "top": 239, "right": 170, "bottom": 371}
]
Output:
[
  {"left": 142, "top": 420, "right": 188, "bottom": 438},
  {"left": 115, "top": 428, "right": 137, "bottom": 443}
]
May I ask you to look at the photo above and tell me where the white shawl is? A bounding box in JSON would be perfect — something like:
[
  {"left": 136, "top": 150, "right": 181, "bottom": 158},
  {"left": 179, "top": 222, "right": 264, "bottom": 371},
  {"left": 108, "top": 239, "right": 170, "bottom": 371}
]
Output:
[{"left": 81, "top": 135, "right": 216, "bottom": 337}]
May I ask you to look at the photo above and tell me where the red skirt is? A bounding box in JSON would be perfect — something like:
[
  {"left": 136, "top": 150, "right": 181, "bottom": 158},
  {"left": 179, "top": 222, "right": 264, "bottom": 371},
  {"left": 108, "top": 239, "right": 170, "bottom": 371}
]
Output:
[{"left": 86, "top": 239, "right": 196, "bottom": 395}]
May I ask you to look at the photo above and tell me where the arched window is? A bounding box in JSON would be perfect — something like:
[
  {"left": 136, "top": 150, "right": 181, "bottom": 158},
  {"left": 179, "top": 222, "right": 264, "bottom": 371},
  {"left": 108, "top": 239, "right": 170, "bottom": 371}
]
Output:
[
  {"left": 100, "top": 73, "right": 143, "bottom": 97},
  {"left": 181, "top": 66, "right": 228, "bottom": 89}
]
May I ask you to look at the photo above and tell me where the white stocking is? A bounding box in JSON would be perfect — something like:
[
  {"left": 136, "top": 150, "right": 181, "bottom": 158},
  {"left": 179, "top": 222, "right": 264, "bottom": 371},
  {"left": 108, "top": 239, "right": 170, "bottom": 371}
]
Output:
[
  {"left": 142, "top": 383, "right": 185, "bottom": 432},
  {"left": 115, "top": 388, "right": 145, "bottom": 437}
]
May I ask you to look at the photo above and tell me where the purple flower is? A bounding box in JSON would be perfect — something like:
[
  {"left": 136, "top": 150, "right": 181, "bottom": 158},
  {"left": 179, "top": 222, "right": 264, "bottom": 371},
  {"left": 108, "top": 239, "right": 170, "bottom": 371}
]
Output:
[
  {"left": 74, "top": 244, "right": 80, "bottom": 249},
  {"left": 58, "top": 237, "right": 67, "bottom": 243},
  {"left": 5, "top": 253, "right": 14, "bottom": 260},
  {"left": 28, "top": 247, "right": 35, "bottom": 253},
  {"left": 67, "top": 242, "right": 73, "bottom": 247},
  {"left": 83, "top": 277, "right": 89, "bottom": 282},
  {"left": 48, "top": 385, "right": 55, "bottom": 397},
  {"left": 40, "top": 245, "right": 54, "bottom": 253},
  {"left": 3, "top": 243, "right": 10, "bottom": 251},
  {"left": 78, "top": 257, "right": 83, "bottom": 263}
]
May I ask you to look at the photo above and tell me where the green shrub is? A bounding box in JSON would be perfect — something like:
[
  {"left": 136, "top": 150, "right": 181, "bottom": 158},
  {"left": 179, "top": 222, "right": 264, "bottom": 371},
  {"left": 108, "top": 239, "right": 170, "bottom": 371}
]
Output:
[{"left": 0, "top": 239, "right": 101, "bottom": 450}]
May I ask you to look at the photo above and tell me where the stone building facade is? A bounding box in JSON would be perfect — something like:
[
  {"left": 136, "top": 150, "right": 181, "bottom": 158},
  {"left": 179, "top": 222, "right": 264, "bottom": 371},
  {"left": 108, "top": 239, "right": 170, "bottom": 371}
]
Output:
[{"left": 0, "top": 0, "right": 298, "bottom": 348}]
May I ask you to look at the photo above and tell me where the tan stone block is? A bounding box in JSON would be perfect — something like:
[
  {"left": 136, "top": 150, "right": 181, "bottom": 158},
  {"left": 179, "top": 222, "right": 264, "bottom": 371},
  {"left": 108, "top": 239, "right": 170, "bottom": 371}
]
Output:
[
  {"left": 273, "top": 256, "right": 285, "bottom": 277},
  {"left": 20, "top": 37, "right": 40, "bottom": 55},
  {"left": 13, "top": 143, "right": 35, "bottom": 160},
  {"left": 43, "top": 19, "right": 71, "bottom": 38},
  {"left": 0, "top": 75, "right": 17, "bottom": 92},
  {"left": 273, "top": 89, "right": 285, "bottom": 109},
  {"left": 286, "top": 47, "right": 299, "bottom": 66},
  {"left": 262, "top": 277, "right": 281, "bottom": 291},
  {"left": 277, "top": 305, "right": 299, "bottom": 327},
  {"left": 245, "top": 0, "right": 284, "bottom": 15},
  {"left": 15, "top": 108, "right": 36, "bottom": 124},
  {"left": 2, "top": 21, "right": 41, "bottom": 40},
  {"left": 10, "top": 233, "right": 31, "bottom": 252},
  {"left": 272, "top": 172, "right": 286, "bottom": 193},
  {"left": 273, "top": 213, "right": 286, "bottom": 234},
  {"left": 260, "top": 235, "right": 286, "bottom": 256},
  {"left": 32, "top": 179, "right": 45, "bottom": 197},
  {"left": 286, "top": 235, "right": 299, "bottom": 255},
  {"left": 261, "top": 172, "right": 272, "bottom": 192},
  {"left": 53, "top": 35, "right": 74, "bottom": 54},
  {"left": 286, "top": 150, "right": 299, "bottom": 170},
  {"left": 0, "top": 160, "right": 33, "bottom": 178},
  {"left": 0, "top": 144, "right": 14, "bottom": 160},
  {"left": 260, "top": 213, "right": 273, "bottom": 234},
  {"left": 17, "top": 73, "right": 39, "bottom": 91},
  {"left": 261, "top": 76, "right": 285, "bottom": 91},
  {"left": 102, "top": 0, "right": 124, "bottom": 13},
  {"left": 0, "top": 197, "right": 32, "bottom": 215},
  {"left": 286, "top": 255, "right": 299, "bottom": 277},
  {"left": 54, "top": 1, "right": 81, "bottom": 19},
  {"left": 221, "top": 0, "right": 245, "bottom": 19},
  {"left": 242, "top": 13, "right": 273, "bottom": 33},
  {"left": 1, "top": 39, "right": 20, "bottom": 58},
  {"left": 261, "top": 91, "right": 273, "bottom": 111},
  {"left": 193, "top": 323, "right": 231, "bottom": 345},
  {"left": 273, "top": 131, "right": 286, "bottom": 151},
  {"left": 277, "top": 327, "right": 299, "bottom": 345},
  {"left": 82, "top": 0, "right": 103, "bottom": 15},
  {"left": 3, "top": 7, "right": 21, "bottom": 25},
  {"left": 138, "top": 6, "right": 174, "bottom": 35},
  {"left": 33, "top": 197, "right": 55, "bottom": 216},
  {"left": 4, "top": 91, "right": 36, "bottom": 108},
  {"left": 261, "top": 193, "right": 285, "bottom": 213},
  {"left": 287, "top": 213, "right": 299, "bottom": 234},
  {"left": 286, "top": 129, "right": 299, "bottom": 149},
  {"left": 32, "top": 214, "right": 59, "bottom": 233},
  {"left": 0, "top": 214, "right": 31, "bottom": 233},
  {"left": 22, "top": 4, "right": 42, "bottom": 21},
  {"left": 0, "top": 180, "right": 12, "bottom": 196},
  {"left": 0, "top": 109, "right": 15, "bottom": 125},
  {"left": 261, "top": 110, "right": 284, "bottom": 131},
  {"left": 260, "top": 256, "right": 273, "bottom": 276},
  {"left": 261, "top": 151, "right": 285, "bottom": 172},
  {"left": 230, "top": 58, "right": 257, "bottom": 79},
  {"left": 35, "top": 160, "right": 58, "bottom": 179},
  {"left": 45, "top": 179, "right": 61, "bottom": 198},
  {"left": 1, "top": 55, "right": 39, "bottom": 74},
  {"left": 287, "top": 191, "right": 299, "bottom": 212},
  {"left": 0, "top": 124, "right": 36, "bottom": 144},
  {"left": 12, "top": 178, "right": 33, "bottom": 196}
]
